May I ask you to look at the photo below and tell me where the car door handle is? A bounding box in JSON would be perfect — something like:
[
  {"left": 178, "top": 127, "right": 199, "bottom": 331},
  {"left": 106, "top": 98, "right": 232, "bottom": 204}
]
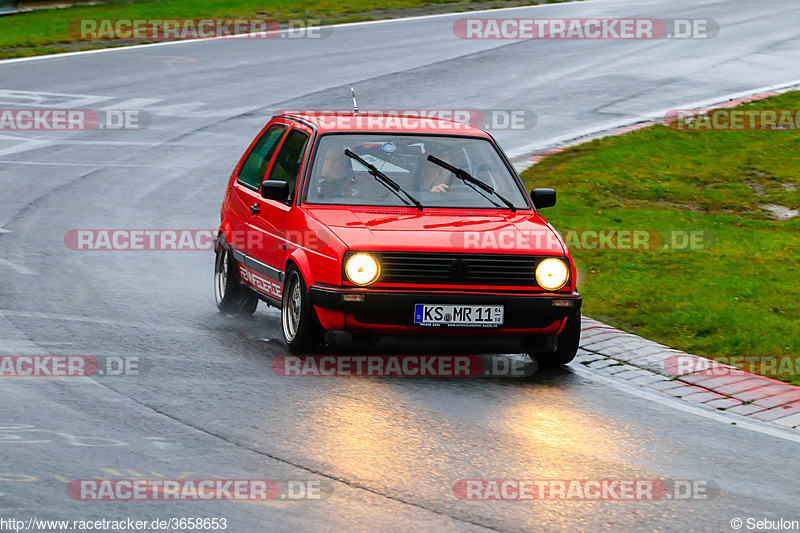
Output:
[{"left": 250, "top": 203, "right": 260, "bottom": 215}]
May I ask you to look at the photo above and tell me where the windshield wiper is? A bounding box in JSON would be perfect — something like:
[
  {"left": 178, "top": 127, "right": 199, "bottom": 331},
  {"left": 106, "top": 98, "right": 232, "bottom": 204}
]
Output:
[
  {"left": 426, "top": 155, "right": 516, "bottom": 212},
  {"left": 344, "top": 149, "right": 423, "bottom": 211}
]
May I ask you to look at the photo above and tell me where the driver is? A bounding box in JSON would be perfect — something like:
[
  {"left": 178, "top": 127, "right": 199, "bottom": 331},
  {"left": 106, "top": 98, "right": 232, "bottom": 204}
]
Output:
[
  {"left": 421, "top": 163, "right": 452, "bottom": 193},
  {"left": 419, "top": 147, "right": 468, "bottom": 193}
]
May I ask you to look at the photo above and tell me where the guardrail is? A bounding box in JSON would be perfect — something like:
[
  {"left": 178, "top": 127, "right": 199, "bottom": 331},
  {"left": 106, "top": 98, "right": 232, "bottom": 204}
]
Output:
[{"left": 0, "top": 0, "right": 20, "bottom": 15}]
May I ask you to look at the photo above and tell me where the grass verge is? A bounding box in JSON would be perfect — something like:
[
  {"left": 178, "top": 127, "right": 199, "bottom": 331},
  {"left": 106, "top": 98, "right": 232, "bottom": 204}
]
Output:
[
  {"left": 0, "top": 0, "right": 580, "bottom": 60},
  {"left": 521, "top": 91, "right": 800, "bottom": 385}
]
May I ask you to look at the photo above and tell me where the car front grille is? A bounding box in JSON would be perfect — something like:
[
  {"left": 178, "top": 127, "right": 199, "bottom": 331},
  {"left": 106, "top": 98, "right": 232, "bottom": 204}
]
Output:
[{"left": 377, "top": 252, "right": 543, "bottom": 287}]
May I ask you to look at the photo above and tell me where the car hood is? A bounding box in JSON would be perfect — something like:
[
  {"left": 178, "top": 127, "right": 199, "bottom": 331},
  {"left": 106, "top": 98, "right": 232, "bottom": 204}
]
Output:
[{"left": 304, "top": 207, "right": 566, "bottom": 255}]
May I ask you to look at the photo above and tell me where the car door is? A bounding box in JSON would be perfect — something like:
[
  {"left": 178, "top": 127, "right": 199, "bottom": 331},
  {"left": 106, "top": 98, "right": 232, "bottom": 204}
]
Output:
[
  {"left": 227, "top": 121, "right": 289, "bottom": 257},
  {"left": 246, "top": 125, "right": 312, "bottom": 293}
]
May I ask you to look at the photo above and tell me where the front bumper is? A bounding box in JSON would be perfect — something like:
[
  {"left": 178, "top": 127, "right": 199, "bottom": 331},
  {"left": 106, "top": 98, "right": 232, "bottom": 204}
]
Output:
[{"left": 309, "top": 286, "right": 581, "bottom": 351}]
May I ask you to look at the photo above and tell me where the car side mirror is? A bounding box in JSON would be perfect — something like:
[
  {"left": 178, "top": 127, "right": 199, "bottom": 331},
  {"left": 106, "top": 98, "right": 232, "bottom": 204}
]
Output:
[
  {"left": 530, "top": 188, "right": 556, "bottom": 209},
  {"left": 261, "top": 180, "right": 290, "bottom": 201}
]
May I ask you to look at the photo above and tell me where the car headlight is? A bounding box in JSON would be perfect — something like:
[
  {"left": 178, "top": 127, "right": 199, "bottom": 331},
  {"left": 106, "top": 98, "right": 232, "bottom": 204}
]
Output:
[
  {"left": 536, "top": 258, "right": 569, "bottom": 290},
  {"left": 345, "top": 253, "right": 380, "bottom": 286}
]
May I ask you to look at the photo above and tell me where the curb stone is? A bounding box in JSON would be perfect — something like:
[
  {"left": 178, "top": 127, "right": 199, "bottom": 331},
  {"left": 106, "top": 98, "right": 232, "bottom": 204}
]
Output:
[{"left": 578, "top": 315, "right": 800, "bottom": 432}]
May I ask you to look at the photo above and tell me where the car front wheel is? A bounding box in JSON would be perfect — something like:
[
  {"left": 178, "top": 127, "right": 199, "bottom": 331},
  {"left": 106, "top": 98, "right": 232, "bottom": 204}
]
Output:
[
  {"left": 281, "top": 267, "right": 323, "bottom": 352},
  {"left": 531, "top": 315, "right": 581, "bottom": 367}
]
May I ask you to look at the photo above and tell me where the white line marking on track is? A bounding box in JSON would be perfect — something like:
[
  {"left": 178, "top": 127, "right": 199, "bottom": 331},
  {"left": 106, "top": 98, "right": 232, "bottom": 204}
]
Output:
[
  {"left": 507, "top": 79, "right": 800, "bottom": 158},
  {"left": 572, "top": 365, "right": 800, "bottom": 444},
  {"left": 0, "top": 160, "right": 144, "bottom": 167},
  {"left": 0, "top": 259, "right": 31, "bottom": 275},
  {"left": 0, "top": 310, "right": 198, "bottom": 334},
  {"left": 0, "top": 0, "right": 625, "bottom": 65}
]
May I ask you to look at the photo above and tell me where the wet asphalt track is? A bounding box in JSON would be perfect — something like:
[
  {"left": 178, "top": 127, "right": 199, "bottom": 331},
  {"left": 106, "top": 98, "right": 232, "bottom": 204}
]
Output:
[{"left": 1, "top": 0, "right": 800, "bottom": 530}]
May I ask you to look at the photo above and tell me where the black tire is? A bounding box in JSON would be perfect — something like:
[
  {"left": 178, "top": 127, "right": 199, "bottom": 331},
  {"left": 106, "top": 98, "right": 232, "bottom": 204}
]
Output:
[
  {"left": 531, "top": 315, "right": 581, "bottom": 367},
  {"left": 281, "top": 266, "right": 323, "bottom": 352},
  {"left": 214, "top": 247, "right": 259, "bottom": 315}
]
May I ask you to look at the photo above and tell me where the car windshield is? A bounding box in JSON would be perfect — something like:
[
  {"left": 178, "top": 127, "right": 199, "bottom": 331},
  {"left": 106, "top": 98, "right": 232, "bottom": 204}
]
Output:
[{"left": 304, "top": 134, "right": 530, "bottom": 209}]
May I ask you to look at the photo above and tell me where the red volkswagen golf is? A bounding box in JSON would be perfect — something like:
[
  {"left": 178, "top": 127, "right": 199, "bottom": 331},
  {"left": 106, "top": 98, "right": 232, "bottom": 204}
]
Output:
[{"left": 214, "top": 112, "right": 582, "bottom": 365}]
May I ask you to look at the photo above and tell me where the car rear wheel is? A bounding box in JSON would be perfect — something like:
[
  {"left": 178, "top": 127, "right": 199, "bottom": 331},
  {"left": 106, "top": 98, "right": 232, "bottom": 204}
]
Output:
[
  {"left": 214, "top": 248, "right": 259, "bottom": 315},
  {"left": 281, "top": 267, "right": 323, "bottom": 352},
  {"left": 531, "top": 315, "right": 581, "bottom": 367}
]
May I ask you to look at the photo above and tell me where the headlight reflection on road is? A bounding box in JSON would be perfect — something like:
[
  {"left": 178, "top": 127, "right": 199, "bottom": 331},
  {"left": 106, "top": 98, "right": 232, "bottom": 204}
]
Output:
[{"left": 498, "top": 391, "right": 642, "bottom": 471}]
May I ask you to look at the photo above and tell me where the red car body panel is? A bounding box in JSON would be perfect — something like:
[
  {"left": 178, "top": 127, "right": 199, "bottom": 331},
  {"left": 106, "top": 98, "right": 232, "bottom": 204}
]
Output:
[{"left": 303, "top": 207, "right": 566, "bottom": 255}]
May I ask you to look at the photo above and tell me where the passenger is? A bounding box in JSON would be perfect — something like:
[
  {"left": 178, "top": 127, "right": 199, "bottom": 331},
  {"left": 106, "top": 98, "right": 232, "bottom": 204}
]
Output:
[
  {"left": 317, "top": 143, "right": 389, "bottom": 199},
  {"left": 318, "top": 145, "right": 355, "bottom": 196}
]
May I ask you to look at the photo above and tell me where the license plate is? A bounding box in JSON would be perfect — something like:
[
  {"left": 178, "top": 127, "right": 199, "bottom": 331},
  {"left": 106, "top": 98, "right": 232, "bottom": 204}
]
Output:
[{"left": 414, "top": 304, "right": 504, "bottom": 326}]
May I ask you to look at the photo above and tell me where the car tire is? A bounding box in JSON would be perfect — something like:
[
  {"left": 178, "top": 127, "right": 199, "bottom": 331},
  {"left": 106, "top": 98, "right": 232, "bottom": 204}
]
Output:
[
  {"left": 531, "top": 315, "right": 581, "bottom": 367},
  {"left": 214, "top": 247, "right": 259, "bottom": 315},
  {"left": 281, "top": 266, "right": 323, "bottom": 352}
]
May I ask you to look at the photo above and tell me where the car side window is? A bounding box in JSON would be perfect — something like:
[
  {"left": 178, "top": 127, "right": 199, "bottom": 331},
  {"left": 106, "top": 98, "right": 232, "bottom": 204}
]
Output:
[
  {"left": 237, "top": 124, "right": 288, "bottom": 189},
  {"left": 266, "top": 129, "right": 309, "bottom": 201}
]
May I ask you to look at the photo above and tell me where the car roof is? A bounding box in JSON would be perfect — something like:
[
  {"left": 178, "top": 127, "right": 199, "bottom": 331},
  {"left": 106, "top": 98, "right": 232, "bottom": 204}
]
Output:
[{"left": 274, "top": 112, "right": 493, "bottom": 138}]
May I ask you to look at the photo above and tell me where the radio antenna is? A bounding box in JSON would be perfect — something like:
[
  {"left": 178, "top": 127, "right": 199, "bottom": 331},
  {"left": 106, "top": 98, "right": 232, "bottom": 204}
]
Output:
[{"left": 351, "top": 87, "right": 359, "bottom": 115}]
